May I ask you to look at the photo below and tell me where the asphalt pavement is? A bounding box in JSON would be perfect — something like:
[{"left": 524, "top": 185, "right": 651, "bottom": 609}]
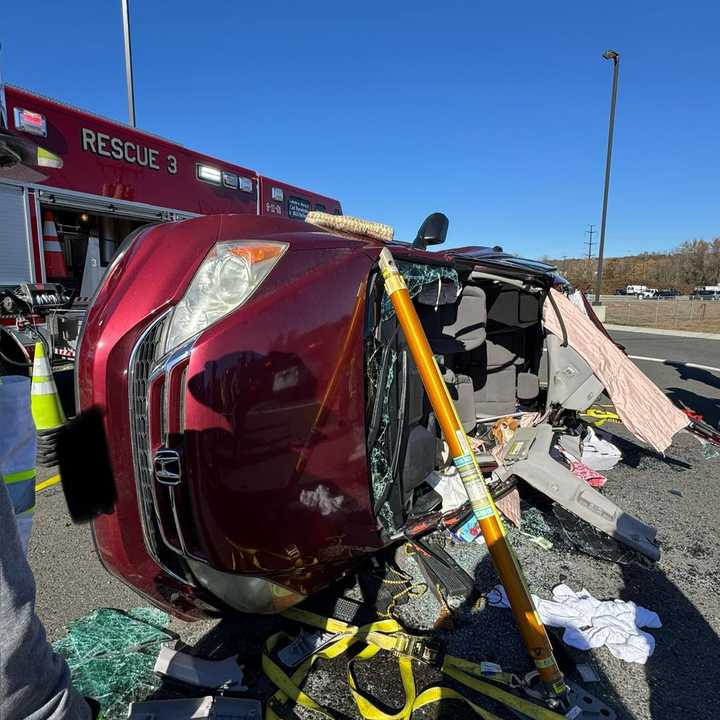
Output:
[
  {"left": 26, "top": 328, "right": 720, "bottom": 719},
  {"left": 610, "top": 329, "right": 720, "bottom": 427}
]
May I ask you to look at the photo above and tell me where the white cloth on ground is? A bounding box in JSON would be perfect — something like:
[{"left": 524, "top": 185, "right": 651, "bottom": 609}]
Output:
[{"left": 487, "top": 583, "right": 661, "bottom": 664}]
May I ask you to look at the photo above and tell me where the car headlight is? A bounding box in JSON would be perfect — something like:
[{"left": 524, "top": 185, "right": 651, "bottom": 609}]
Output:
[{"left": 164, "top": 240, "right": 288, "bottom": 352}]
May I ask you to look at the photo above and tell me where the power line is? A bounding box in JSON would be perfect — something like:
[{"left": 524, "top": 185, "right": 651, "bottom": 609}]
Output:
[{"left": 585, "top": 224, "right": 596, "bottom": 261}]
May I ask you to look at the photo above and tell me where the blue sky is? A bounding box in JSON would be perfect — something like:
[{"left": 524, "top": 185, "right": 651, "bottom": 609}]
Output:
[{"left": 3, "top": 1, "right": 719, "bottom": 257}]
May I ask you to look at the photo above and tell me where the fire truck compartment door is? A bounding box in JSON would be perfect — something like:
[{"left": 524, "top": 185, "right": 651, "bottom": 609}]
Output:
[
  {"left": 37, "top": 190, "right": 196, "bottom": 223},
  {"left": 0, "top": 184, "right": 32, "bottom": 284}
]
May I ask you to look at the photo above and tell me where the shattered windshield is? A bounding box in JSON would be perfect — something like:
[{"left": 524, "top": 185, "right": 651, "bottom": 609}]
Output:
[
  {"left": 381, "top": 262, "right": 460, "bottom": 319},
  {"left": 369, "top": 261, "right": 460, "bottom": 531}
]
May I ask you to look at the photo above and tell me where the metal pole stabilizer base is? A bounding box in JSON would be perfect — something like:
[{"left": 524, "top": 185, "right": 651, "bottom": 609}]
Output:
[
  {"left": 564, "top": 680, "right": 616, "bottom": 719},
  {"left": 512, "top": 678, "right": 616, "bottom": 720}
]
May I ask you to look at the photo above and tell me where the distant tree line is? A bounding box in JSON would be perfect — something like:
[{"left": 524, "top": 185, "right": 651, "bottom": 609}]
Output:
[{"left": 545, "top": 237, "right": 720, "bottom": 293}]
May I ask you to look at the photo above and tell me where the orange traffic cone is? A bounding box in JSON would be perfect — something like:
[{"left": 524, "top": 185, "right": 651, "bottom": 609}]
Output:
[{"left": 42, "top": 209, "right": 70, "bottom": 278}]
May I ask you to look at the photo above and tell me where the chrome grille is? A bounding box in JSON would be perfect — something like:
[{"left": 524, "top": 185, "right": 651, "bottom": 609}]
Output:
[
  {"left": 128, "top": 314, "right": 203, "bottom": 584},
  {"left": 128, "top": 312, "right": 174, "bottom": 573}
]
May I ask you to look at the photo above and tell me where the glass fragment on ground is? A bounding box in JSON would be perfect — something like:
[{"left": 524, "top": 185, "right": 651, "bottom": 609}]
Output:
[{"left": 53, "top": 607, "right": 176, "bottom": 719}]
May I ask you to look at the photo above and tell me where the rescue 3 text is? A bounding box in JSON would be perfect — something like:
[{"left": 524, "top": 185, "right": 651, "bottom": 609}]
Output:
[{"left": 81, "top": 128, "right": 177, "bottom": 174}]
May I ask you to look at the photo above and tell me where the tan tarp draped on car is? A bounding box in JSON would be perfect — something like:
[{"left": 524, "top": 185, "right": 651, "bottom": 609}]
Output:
[{"left": 543, "top": 289, "right": 689, "bottom": 453}]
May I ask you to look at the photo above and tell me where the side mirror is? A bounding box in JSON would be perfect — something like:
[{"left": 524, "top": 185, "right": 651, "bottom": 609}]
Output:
[
  {"left": 413, "top": 212, "right": 449, "bottom": 250},
  {"left": 0, "top": 129, "right": 36, "bottom": 168}
]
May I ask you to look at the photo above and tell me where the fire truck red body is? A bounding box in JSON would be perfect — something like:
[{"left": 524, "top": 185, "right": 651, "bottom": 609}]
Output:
[{"left": 0, "top": 84, "right": 340, "bottom": 376}]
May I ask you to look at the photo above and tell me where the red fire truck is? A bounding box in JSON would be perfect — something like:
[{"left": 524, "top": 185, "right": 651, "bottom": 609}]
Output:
[{"left": 0, "top": 82, "right": 341, "bottom": 383}]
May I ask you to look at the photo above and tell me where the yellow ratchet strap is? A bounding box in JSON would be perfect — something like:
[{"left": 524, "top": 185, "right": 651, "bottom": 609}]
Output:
[
  {"left": 582, "top": 406, "right": 622, "bottom": 426},
  {"left": 263, "top": 608, "right": 567, "bottom": 720}
]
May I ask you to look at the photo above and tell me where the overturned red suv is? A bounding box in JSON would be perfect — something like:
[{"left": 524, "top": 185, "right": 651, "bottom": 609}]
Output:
[{"left": 78, "top": 211, "right": 654, "bottom": 619}]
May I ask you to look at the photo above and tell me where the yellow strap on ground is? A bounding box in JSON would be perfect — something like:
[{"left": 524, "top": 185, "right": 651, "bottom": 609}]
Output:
[
  {"left": 284, "top": 606, "right": 404, "bottom": 640},
  {"left": 266, "top": 609, "right": 568, "bottom": 720},
  {"left": 582, "top": 406, "right": 622, "bottom": 426},
  {"left": 348, "top": 653, "right": 415, "bottom": 720},
  {"left": 36, "top": 474, "right": 61, "bottom": 493},
  {"left": 443, "top": 659, "right": 566, "bottom": 720},
  {"left": 263, "top": 632, "right": 335, "bottom": 720}
]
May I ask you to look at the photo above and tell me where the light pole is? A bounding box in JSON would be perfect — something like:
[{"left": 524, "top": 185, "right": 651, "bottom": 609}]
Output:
[
  {"left": 594, "top": 49, "right": 620, "bottom": 305},
  {"left": 120, "top": 0, "right": 136, "bottom": 127}
]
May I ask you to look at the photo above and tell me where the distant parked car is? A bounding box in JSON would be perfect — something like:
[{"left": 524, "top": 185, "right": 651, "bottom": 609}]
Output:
[
  {"left": 637, "top": 288, "right": 657, "bottom": 299},
  {"left": 655, "top": 288, "right": 681, "bottom": 298},
  {"left": 614, "top": 287, "right": 627, "bottom": 295},
  {"left": 691, "top": 289, "right": 720, "bottom": 301}
]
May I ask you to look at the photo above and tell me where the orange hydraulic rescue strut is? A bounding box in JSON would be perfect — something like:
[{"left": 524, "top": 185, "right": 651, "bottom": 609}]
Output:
[{"left": 378, "top": 248, "right": 568, "bottom": 706}]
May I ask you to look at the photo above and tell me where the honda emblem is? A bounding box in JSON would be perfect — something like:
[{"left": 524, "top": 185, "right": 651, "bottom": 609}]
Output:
[{"left": 154, "top": 448, "right": 182, "bottom": 485}]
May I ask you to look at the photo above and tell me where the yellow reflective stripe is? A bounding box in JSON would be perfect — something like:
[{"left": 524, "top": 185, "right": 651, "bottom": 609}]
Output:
[
  {"left": 18, "top": 505, "right": 36, "bottom": 516},
  {"left": 32, "top": 375, "right": 52, "bottom": 383},
  {"left": 5, "top": 474, "right": 36, "bottom": 514},
  {"left": 4, "top": 468, "right": 36, "bottom": 484}
]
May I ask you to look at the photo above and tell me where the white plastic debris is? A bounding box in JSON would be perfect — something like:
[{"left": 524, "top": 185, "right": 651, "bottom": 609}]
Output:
[
  {"left": 488, "top": 583, "right": 661, "bottom": 664},
  {"left": 581, "top": 427, "right": 622, "bottom": 471},
  {"left": 426, "top": 468, "right": 467, "bottom": 512},
  {"left": 153, "top": 646, "right": 247, "bottom": 691}
]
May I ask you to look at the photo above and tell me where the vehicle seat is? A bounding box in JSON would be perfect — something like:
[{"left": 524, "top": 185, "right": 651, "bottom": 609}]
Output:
[
  {"left": 418, "top": 285, "right": 487, "bottom": 355},
  {"left": 471, "top": 288, "right": 541, "bottom": 418},
  {"left": 442, "top": 366, "right": 475, "bottom": 432},
  {"left": 471, "top": 343, "right": 521, "bottom": 418},
  {"left": 419, "top": 285, "right": 487, "bottom": 432}
]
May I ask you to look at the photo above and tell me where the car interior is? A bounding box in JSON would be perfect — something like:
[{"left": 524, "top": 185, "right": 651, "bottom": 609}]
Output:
[
  {"left": 364, "top": 258, "right": 548, "bottom": 535},
  {"left": 361, "top": 233, "right": 661, "bottom": 559}
]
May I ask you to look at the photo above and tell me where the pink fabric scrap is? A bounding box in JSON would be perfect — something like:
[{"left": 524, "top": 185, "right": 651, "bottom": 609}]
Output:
[
  {"left": 553, "top": 445, "right": 607, "bottom": 488},
  {"left": 495, "top": 487, "right": 522, "bottom": 527},
  {"left": 571, "top": 458, "right": 607, "bottom": 489}
]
